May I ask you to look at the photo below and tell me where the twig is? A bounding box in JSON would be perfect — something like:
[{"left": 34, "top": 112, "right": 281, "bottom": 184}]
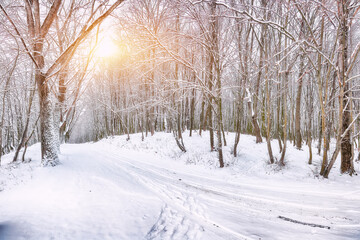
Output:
[{"left": 278, "top": 216, "right": 330, "bottom": 229}]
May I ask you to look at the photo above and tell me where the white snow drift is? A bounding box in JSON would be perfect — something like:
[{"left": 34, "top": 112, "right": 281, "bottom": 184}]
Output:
[{"left": 0, "top": 131, "right": 359, "bottom": 240}]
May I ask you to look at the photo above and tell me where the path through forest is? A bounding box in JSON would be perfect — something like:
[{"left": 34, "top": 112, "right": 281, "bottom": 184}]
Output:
[{"left": 0, "top": 141, "right": 359, "bottom": 239}]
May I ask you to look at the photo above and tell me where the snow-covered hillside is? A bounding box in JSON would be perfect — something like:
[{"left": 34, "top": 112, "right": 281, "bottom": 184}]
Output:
[{"left": 0, "top": 132, "right": 359, "bottom": 240}]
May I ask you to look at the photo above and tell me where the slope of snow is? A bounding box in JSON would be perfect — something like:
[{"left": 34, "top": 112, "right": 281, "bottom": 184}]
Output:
[
  {"left": 0, "top": 131, "right": 359, "bottom": 240},
  {"left": 0, "top": 143, "right": 162, "bottom": 240}
]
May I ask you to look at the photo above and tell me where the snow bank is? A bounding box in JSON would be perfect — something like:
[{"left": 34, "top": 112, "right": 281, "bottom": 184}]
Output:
[
  {"left": 0, "top": 131, "right": 359, "bottom": 240},
  {"left": 97, "top": 131, "right": 360, "bottom": 183},
  {"left": 0, "top": 143, "right": 41, "bottom": 192}
]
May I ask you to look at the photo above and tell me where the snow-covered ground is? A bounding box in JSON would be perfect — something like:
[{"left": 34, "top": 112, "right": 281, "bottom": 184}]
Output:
[{"left": 0, "top": 131, "right": 359, "bottom": 240}]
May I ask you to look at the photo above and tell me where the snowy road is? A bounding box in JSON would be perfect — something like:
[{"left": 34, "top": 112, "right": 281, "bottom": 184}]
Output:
[
  {"left": 97, "top": 145, "right": 360, "bottom": 240},
  {"left": 1, "top": 141, "right": 360, "bottom": 240}
]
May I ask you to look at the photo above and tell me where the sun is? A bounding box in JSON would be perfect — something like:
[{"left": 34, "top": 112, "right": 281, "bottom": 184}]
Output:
[{"left": 95, "top": 37, "right": 118, "bottom": 58}]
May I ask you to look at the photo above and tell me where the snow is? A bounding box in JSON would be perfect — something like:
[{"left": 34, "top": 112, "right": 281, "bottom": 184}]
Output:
[{"left": 0, "top": 131, "right": 359, "bottom": 240}]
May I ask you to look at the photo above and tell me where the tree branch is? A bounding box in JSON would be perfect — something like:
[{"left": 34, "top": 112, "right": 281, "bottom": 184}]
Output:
[
  {"left": 46, "top": 0, "right": 125, "bottom": 77},
  {"left": 0, "top": 3, "right": 39, "bottom": 69},
  {"left": 40, "top": 0, "right": 62, "bottom": 38}
]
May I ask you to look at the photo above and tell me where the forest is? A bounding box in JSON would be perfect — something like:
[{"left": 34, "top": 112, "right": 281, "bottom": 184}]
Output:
[
  {"left": 0, "top": 1, "right": 360, "bottom": 239},
  {"left": 1, "top": 0, "right": 359, "bottom": 177}
]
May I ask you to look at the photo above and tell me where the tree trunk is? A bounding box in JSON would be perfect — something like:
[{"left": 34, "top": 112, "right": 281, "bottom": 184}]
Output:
[
  {"left": 338, "top": 0, "right": 353, "bottom": 174},
  {"left": 58, "top": 68, "right": 68, "bottom": 144},
  {"left": 233, "top": 115, "right": 240, "bottom": 157},
  {"left": 207, "top": 68, "right": 214, "bottom": 152},
  {"left": 279, "top": 71, "right": 289, "bottom": 166},
  {"left": 265, "top": 57, "right": 274, "bottom": 164},
  {"left": 189, "top": 88, "right": 195, "bottom": 137},
  {"left": 36, "top": 72, "right": 59, "bottom": 166},
  {"left": 306, "top": 76, "right": 314, "bottom": 165},
  {"left": 209, "top": 0, "right": 223, "bottom": 167},
  {"left": 252, "top": 5, "right": 265, "bottom": 144},
  {"left": 318, "top": 115, "right": 322, "bottom": 155},
  {"left": 199, "top": 98, "right": 206, "bottom": 136},
  {"left": 308, "top": 129, "right": 312, "bottom": 164},
  {"left": 252, "top": 112, "right": 262, "bottom": 143},
  {"left": 323, "top": 141, "right": 341, "bottom": 178},
  {"left": 295, "top": 53, "right": 305, "bottom": 149}
]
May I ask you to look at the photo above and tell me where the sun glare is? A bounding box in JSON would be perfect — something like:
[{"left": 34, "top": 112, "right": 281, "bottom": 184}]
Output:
[{"left": 95, "top": 37, "right": 118, "bottom": 58}]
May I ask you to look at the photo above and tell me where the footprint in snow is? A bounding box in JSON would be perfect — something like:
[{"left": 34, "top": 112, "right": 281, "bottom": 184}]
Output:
[{"left": 145, "top": 205, "right": 204, "bottom": 240}]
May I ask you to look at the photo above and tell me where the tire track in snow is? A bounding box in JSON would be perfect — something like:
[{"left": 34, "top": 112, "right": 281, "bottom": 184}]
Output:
[
  {"left": 121, "top": 152, "right": 358, "bottom": 217},
  {"left": 95, "top": 148, "right": 253, "bottom": 240},
  {"left": 98, "top": 149, "right": 337, "bottom": 214},
  {"left": 94, "top": 147, "right": 360, "bottom": 239}
]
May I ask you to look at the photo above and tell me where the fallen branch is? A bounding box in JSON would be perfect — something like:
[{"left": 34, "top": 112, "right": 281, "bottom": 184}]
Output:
[{"left": 278, "top": 216, "right": 331, "bottom": 229}]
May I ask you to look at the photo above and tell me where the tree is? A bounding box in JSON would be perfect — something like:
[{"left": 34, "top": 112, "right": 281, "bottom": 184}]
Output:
[{"left": 0, "top": 0, "right": 125, "bottom": 166}]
